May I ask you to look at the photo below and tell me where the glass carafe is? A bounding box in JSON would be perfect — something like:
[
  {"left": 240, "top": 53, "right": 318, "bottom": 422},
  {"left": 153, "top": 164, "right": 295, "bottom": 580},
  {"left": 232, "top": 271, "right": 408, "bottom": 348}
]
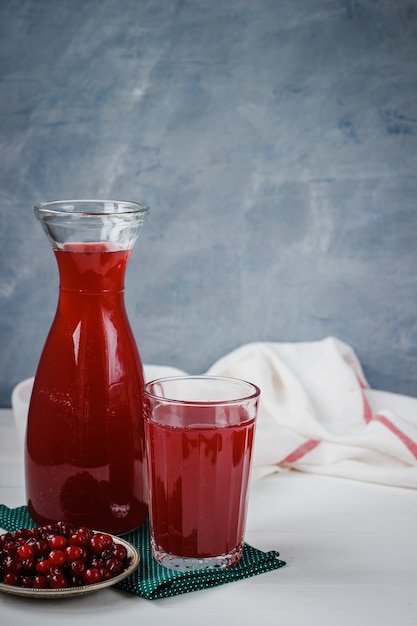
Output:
[{"left": 26, "top": 200, "right": 150, "bottom": 534}]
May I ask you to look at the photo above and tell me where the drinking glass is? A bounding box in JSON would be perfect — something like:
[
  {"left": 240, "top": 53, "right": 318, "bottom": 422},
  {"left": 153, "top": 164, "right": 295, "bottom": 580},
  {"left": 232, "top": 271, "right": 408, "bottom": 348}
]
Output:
[{"left": 144, "top": 375, "right": 260, "bottom": 570}]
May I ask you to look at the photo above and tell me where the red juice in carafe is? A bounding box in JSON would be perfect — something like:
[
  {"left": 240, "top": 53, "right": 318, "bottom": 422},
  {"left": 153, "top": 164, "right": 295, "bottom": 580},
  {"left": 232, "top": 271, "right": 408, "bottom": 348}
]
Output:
[
  {"left": 145, "top": 405, "right": 255, "bottom": 558},
  {"left": 26, "top": 242, "right": 148, "bottom": 534}
]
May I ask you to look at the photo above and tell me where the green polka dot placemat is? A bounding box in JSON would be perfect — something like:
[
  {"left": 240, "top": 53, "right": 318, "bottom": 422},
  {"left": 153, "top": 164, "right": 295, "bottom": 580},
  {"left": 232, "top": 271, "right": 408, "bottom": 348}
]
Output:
[{"left": 0, "top": 504, "right": 286, "bottom": 600}]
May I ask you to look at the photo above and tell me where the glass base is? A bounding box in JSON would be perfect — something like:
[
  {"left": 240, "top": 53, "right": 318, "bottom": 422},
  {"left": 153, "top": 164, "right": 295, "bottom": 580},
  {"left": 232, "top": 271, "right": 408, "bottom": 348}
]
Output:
[{"left": 151, "top": 536, "right": 244, "bottom": 571}]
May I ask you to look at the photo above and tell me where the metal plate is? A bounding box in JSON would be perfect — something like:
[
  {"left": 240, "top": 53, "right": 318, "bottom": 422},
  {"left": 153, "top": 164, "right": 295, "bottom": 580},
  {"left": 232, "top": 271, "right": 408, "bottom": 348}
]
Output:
[{"left": 0, "top": 532, "right": 140, "bottom": 599}]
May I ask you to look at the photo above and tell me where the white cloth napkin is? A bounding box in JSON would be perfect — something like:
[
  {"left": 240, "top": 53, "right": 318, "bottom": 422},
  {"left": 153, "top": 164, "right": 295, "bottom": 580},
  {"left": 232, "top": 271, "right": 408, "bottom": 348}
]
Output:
[
  {"left": 12, "top": 337, "right": 417, "bottom": 488},
  {"left": 144, "top": 337, "right": 417, "bottom": 488}
]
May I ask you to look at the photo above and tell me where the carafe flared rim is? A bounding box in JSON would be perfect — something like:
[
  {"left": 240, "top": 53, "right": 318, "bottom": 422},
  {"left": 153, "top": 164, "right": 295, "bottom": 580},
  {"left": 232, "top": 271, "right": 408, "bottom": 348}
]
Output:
[
  {"left": 35, "top": 199, "right": 150, "bottom": 218},
  {"left": 34, "top": 199, "right": 150, "bottom": 250}
]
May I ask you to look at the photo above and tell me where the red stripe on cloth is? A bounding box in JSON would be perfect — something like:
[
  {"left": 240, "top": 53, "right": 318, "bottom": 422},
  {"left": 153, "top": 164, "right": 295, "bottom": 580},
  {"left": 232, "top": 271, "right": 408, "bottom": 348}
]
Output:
[
  {"left": 362, "top": 392, "right": 373, "bottom": 423},
  {"left": 280, "top": 439, "right": 321, "bottom": 464},
  {"left": 360, "top": 381, "right": 417, "bottom": 459},
  {"left": 373, "top": 413, "right": 417, "bottom": 460}
]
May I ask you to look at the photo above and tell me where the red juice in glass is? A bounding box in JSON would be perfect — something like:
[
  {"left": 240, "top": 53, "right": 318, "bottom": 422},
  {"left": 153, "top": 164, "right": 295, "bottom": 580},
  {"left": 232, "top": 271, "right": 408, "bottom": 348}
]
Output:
[
  {"left": 144, "top": 376, "right": 260, "bottom": 570},
  {"left": 26, "top": 242, "right": 148, "bottom": 534}
]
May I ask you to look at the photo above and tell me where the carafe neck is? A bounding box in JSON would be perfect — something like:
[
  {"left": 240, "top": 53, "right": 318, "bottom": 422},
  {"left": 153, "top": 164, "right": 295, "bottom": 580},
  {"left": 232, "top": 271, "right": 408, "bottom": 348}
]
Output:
[{"left": 55, "top": 243, "right": 131, "bottom": 293}]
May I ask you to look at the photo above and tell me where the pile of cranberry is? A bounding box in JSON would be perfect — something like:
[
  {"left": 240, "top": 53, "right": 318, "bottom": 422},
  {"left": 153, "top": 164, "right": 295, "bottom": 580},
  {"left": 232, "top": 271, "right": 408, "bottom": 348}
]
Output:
[{"left": 0, "top": 522, "right": 129, "bottom": 590}]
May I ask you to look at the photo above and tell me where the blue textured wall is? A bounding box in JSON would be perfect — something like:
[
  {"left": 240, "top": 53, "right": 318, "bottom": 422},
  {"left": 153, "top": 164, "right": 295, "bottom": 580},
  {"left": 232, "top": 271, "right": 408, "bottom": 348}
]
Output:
[{"left": 1, "top": 0, "right": 417, "bottom": 406}]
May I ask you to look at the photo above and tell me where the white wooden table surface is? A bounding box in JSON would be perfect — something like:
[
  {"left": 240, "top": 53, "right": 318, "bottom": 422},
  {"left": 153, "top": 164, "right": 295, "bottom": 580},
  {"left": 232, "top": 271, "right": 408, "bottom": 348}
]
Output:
[{"left": 1, "top": 408, "right": 416, "bottom": 626}]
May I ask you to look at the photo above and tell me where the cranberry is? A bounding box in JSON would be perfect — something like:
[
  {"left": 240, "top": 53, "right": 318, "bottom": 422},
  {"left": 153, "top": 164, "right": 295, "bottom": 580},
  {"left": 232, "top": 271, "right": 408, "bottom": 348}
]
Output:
[
  {"left": 101, "top": 548, "right": 114, "bottom": 560},
  {"left": 32, "top": 574, "right": 48, "bottom": 589},
  {"left": 100, "top": 568, "right": 112, "bottom": 581},
  {"left": 89, "top": 534, "right": 107, "bottom": 554},
  {"left": 1, "top": 533, "right": 14, "bottom": 543},
  {"left": 2, "top": 542, "right": 16, "bottom": 556},
  {"left": 105, "top": 557, "right": 123, "bottom": 575},
  {"left": 3, "top": 572, "right": 19, "bottom": 586},
  {"left": 43, "top": 524, "right": 57, "bottom": 535},
  {"left": 65, "top": 545, "right": 82, "bottom": 561},
  {"left": 49, "top": 573, "right": 68, "bottom": 589},
  {"left": 113, "top": 544, "right": 127, "bottom": 561},
  {"left": 17, "top": 544, "right": 35, "bottom": 560},
  {"left": 67, "top": 560, "right": 86, "bottom": 577},
  {"left": 48, "top": 550, "right": 66, "bottom": 567},
  {"left": 34, "top": 539, "right": 50, "bottom": 557},
  {"left": 49, "top": 535, "right": 67, "bottom": 550},
  {"left": 83, "top": 567, "right": 102, "bottom": 585},
  {"left": 99, "top": 533, "right": 114, "bottom": 550},
  {"left": 55, "top": 521, "right": 76, "bottom": 537},
  {"left": 2, "top": 555, "right": 23, "bottom": 575},
  {"left": 21, "top": 575, "right": 34, "bottom": 588},
  {"left": 35, "top": 559, "right": 51, "bottom": 575},
  {"left": 68, "top": 575, "right": 83, "bottom": 588},
  {"left": 69, "top": 531, "right": 89, "bottom": 547},
  {"left": 15, "top": 537, "right": 28, "bottom": 547},
  {"left": 21, "top": 557, "right": 36, "bottom": 574},
  {"left": 89, "top": 557, "right": 105, "bottom": 570},
  {"left": 78, "top": 547, "right": 88, "bottom": 561}
]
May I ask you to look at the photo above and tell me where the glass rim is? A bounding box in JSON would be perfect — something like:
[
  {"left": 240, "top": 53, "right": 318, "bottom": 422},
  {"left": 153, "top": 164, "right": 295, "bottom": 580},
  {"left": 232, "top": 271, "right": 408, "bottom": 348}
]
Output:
[
  {"left": 144, "top": 375, "right": 260, "bottom": 406},
  {"left": 34, "top": 199, "right": 150, "bottom": 218}
]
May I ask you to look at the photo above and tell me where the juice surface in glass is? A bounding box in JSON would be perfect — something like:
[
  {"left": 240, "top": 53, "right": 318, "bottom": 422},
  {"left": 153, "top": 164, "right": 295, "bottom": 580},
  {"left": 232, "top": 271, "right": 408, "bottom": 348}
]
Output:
[
  {"left": 145, "top": 404, "right": 255, "bottom": 559},
  {"left": 26, "top": 242, "right": 148, "bottom": 534}
]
